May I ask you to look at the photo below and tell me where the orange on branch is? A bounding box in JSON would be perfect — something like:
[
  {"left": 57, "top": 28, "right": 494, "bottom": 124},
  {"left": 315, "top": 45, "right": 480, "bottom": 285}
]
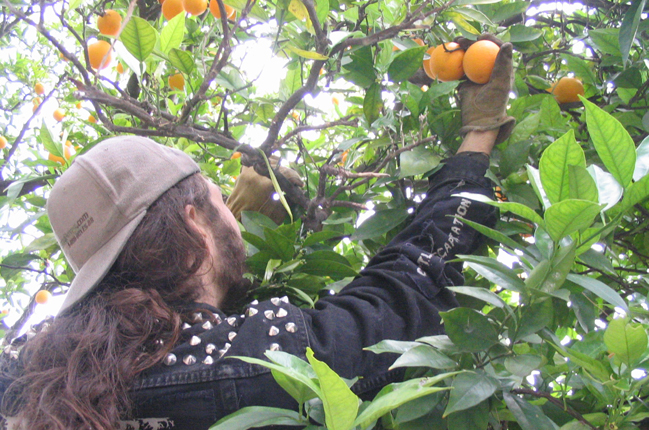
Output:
[
  {"left": 34, "top": 82, "right": 45, "bottom": 95},
  {"left": 548, "top": 77, "right": 584, "bottom": 104},
  {"left": 0, "top": 136, "right": 7, "bottom": 149},
  {"left": 463, "top": 40, "right": 500, "bottom": 84},
  {"left": 53, "top": 108, "right": 66, "bottom": 122},
  {"left": 168, "top": 73, "right": 185, "bottom": 91},
  {"left": 97, "top": 9, "right": 122, "bottom": 37},
  {"left": 33, "top": 97, "right": 42, "bottom": 106},
  {"left": 412, "top": 38, "right": 425, "bottom": 47},
  {"left": 209, "top": 0, "right": 235, "bottom": 19},
  {"left": 231, "top": 151, "right": 242, "bottom": 160},
  {"left": 116, "top": 62, "right": 124, "bottom": 74},
  {"left": 75, "top": 101, "right": 82, "bottom": 109},
  {"left": 430, "top": 42, "right": 465, "bottom": 82},
  {"left": 34, "top": 290, "right": 52, "bottom": 304},
  {"left": 88, "top": 114, "right": 97, "bottom": 123},
  {"left": 162, "top": 0, "right": 185, "bottom": 20},
  {"left": 183, "top": 0, "right": 207, "bottom": 16},
  {"left": 88, "top": 40, "right": 113, "bottom": 70},
  {"left": 422, "top": 46, "right": 436, "bottom": 80}
]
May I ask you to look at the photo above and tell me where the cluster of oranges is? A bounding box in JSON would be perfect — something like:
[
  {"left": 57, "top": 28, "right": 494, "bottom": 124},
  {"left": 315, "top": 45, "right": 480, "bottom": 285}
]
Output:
[
  {"left": 414, "top": 38, "right": 584, "bottom": 104},
  {"left": 160, "top": 0, "right": 236, "bottom": 21},
  {"left": 421, "top": 40, "right": 500, "bottom": 84}
]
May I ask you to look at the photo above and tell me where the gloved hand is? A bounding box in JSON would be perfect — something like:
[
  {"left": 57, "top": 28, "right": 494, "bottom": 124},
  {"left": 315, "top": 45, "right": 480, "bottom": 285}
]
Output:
[
  {"left": 226, "top": 159, "right": 304, "bottom": 225},
  {"left": 454, "top": 34, "right": 516, "bottom": 145}
]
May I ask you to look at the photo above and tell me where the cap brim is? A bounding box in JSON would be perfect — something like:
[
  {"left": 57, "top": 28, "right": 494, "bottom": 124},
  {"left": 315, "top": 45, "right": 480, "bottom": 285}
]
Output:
[{"left": 58, "top": 210, "right": 147, "bottom": 314}]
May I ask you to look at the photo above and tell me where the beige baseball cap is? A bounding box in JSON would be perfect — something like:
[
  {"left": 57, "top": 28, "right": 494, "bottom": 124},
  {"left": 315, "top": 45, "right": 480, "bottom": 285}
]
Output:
[{"left": 47, "top": 136, "right": 200, "bottom": 313}]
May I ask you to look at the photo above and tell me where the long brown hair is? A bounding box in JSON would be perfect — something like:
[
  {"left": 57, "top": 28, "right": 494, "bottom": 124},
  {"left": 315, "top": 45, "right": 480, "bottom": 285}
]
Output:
[{"left": 3, "top": 173, "right": 225, "bottom": 429}]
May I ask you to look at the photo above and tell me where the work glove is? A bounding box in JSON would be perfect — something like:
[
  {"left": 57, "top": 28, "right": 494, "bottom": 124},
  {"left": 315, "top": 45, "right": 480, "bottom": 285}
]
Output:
[
  {"left": 455, "top": 34, "right": 516, "bottom": 145},
  {"left": 226, "top": 159, "right": 304, "bottom": 225}
]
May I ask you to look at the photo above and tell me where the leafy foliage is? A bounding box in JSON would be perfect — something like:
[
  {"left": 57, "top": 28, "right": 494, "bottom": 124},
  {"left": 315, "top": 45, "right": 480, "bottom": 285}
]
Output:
[{"left": 1, "top": 0, "right": 649, "bottom": 429}]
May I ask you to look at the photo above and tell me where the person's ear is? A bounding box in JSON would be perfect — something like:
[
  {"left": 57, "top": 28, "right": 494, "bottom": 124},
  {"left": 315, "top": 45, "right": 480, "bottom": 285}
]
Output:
[{"left": 185, "top": 204, "right": 207, "bottom": 238}]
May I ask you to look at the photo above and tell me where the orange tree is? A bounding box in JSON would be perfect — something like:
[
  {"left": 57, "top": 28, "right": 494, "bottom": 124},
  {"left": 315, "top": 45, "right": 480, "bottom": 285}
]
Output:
[{"left": 1, "top": 0, "right": 649, "bottom": 429}]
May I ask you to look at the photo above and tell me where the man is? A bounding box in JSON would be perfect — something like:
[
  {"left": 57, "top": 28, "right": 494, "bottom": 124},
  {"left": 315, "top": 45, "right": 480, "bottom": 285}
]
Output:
[{"left": 0, "top": 36, "right": 514, "bottom": 430}]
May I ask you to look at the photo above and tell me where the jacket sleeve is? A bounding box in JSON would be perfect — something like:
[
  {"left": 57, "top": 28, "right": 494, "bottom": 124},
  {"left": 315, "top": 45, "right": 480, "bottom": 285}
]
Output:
[{"left": 301, "top": 152, "right": 498, "bottom": 394}]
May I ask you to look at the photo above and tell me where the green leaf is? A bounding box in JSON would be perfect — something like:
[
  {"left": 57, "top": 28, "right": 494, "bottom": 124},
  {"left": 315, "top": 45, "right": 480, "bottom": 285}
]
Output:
[
  {"left": 619, "top": 0, "right": 647, "bottom": 64},
  {"left": 241, "top": 211, "right": 278, "bottom": 237},
  {"left": 389, "top": 345, "right": 457, "bottom": 370},
  {"left": 1, "top": 253, "right": 40, "bottom": 281},
  {"left": 550, "top": 343, "right": 610, "bottom": 381},
  {"left": 168, "top": 49, "right": 195, "bottom": 74},
  {"left": 503, "top": 392, "right": 559, "bottom": 430},
  {"left": 568, "top": 165, "right": 599, "bottom": 203},
  {"left": 454, "top": 192, "right": 545, "bottom": 226},
  {"left": 454, "top": 0, "right": 502, "bottom": 4},
  {"left": 446, "top": 401, "right": 489, "bottom": 430},
  {"left": 505, "top": 355, "right": 543, "bottom": 377},
  {"left": 566, "top": 274, "right": 629, "bottom": 314},
  {"left": 539, "top": 129, "right": 586, "bottom": 204},
  {"left": 287, "top": 46, "right": 329, "bottom": 60},
  {"left": 544, "top": 199, "right": 601, "bottom": 242},
  {"left": 265, "top": 350, "right": 318, "bottom": 403},
  {"left": 507, "top": 24, "right": 543, "bottom": 42},
  {"left": 364, "top": 340, "right": 421, "bottom": 355},
  {"left": 589, "top": 28, "right": 621, "bottom": 56},
  {"left": 302, "top": 231, "right": 341, "bottom": 247},
  {"left": 234, "top": 355, "right": 321, "bottom": 398},
  {"left": 343, "top": 46, "right": 376, "bottom": 89},
  {"left": 515, "top": 300, "right": 553, "bottom": 341},
  {"left": 619, "top": 172, "right": 649, "bottom": 212},
  {"left": 439, "top": 308, "right": 498, "bottom": 353},
  {"left": 39, "top": 124, "right": 59, "bottom": 156},
  {"left": 208, "top": 406, "right": 304, "bottom": 430},
  {"left": 354, "top": 378, "right": 452, "bottom": 428},
  {"left": 443, "top": 371, "right": 498, "bottom": 417},
  {"left": 160, "top": 13, "right": 185, "bottom": 55},
  {"left": 560, "top": 55, "right": 597, "bottom": 86},
  {"left": 455, "top": 216, "right": 522, "bottom": 252},
  {"left": 225, "top": 0, "right": 268, "bottom": 20},
  {"left": 508, "top": 112, "right": 540, "bottom": 144},
  {"left": 120, "top": 17, "right": 158, "bottom": 61},
  {"left": 306, "top": 348, "right": 358, "bottom": 430},
  {"left": 363, "top": 82, "right": 382, "bottom": 125},
  {"left": 399, "top": 146, "right": 440, "bottom": 178},
  {"left": 263, "top": 227, "right": 295, "bottom": 261},
  {"left": 582, "top": 97, "right": 636, "bottom": 188},
  {"left": 300, "top": 251, "right": 358, "bottom": 279},
  {"left": 447, "top": 286, "right": 508, "bottom": 309},
  {"left": 388, "top": 46, "right": 426, "bottom": 83},
  {"left": 315, "top": 0, "right": 329, "bottom": 25},
  {"left": 458, "top": 255, "right": 527, "bottom": 294},
  {"left": 259, "top": 150, "right": 293, "bottom": 223},
  {"left": 604, "top": 318, "right": 648, "bottom": 367},
  {"left": 351, "top": 208, "right": 408, "bottom": 241}
]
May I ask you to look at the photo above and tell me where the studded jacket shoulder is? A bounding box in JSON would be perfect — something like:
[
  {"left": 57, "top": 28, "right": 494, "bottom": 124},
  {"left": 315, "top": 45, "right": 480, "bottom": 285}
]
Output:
[{"left": 0, "top": 153, "right": 497, "bottom": 430}]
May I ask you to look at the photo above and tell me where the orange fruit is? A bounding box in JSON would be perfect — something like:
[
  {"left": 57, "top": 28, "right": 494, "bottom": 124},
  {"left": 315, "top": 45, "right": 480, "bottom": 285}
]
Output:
[
  {"left": 332, "top": 96, "right": 339, "bottom": 106},
  {"left": 59, "top": 51, "right": 69, "bottom": 62},
  {"left": 430, "top": 42, "right": 465, "bottom": 82},
  {"left": 0, "top": 136, "right": 7, "bottom": 149},
  {"left": 183, "top": 0, "right": 207, "bottom": 15},
  {"left": 162, "top": 0, "right": 185, "bottom": 20},
  {"left": 33, "top": 97, "right": 42, "bottom": 106},
  {"left": 548, "top": 77, "right": 584, "bottom": 104},
  {"left": 53, "top": 108, "right": 66, "bottom": 122},
  {"left": 75, "top": 101, "right": 82, "bottom": 109},
  {"left": 168, "top": 73, "right": 185, "bottom": 90},
  {"left": 34, "top": 290, "right": 52, "bottom": 304},
  {"left": 34, "top": 82, "right": 45, "bottom": 95},
  {"left": 412, "top": 38, "right": 425, "bottom": 47},
  {"left": 423, "top": 46, "right": 436, "bottom": 80},
  {"left": 88, "top": 114, "right": 97, "bottom": 123},
  {"left": 463, "top": 40, "right": 500, "bottom": 84},
  {"left": 231, "top": 151, "right": 242, "bottom": 160},
  {"left": 291, "top": 111, "right": 299, "bottom": 120},
  {"left": 88, "top": 40, "right": 113, "bottom": 70},
  {"left": 48, "top": 141, "right": 73, "bottom": 165},
  {"left": 116, "top": 62, "right": 124, "bottom": 74},
  {"left": 97, "top": 9, "right": 122, "bottom": 37},
  {"left": 209, "top": 0, "right": 235, "bottom": 19}
]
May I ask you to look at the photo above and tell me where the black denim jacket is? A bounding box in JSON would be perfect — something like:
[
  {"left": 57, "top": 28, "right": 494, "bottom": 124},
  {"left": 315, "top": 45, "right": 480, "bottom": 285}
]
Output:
[{"left": 1, "top": 153, "right": 497, "bottom": 430}]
